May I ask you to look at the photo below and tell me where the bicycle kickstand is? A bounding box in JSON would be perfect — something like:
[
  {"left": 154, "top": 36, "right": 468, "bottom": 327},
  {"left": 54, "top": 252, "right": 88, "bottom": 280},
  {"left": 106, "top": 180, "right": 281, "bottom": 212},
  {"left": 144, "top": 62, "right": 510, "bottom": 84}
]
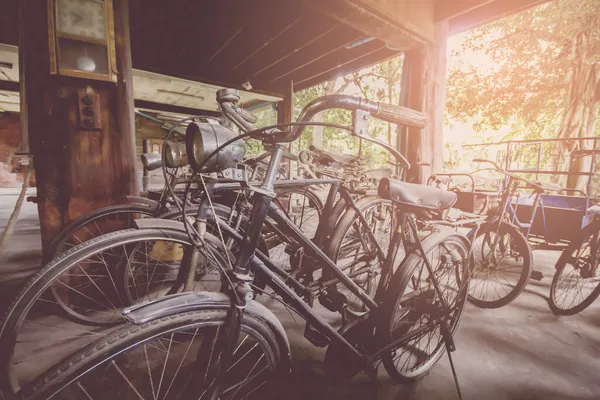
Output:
[{"left": 440, "top": 318, "right": 463, "bottom": 400}]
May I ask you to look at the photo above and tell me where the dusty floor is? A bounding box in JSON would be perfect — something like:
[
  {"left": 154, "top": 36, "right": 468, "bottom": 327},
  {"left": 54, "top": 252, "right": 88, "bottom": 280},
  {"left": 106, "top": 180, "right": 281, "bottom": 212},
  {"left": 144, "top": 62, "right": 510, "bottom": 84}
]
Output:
[{"left": 1, "top": 192, "right": 600, "bottom": 400}]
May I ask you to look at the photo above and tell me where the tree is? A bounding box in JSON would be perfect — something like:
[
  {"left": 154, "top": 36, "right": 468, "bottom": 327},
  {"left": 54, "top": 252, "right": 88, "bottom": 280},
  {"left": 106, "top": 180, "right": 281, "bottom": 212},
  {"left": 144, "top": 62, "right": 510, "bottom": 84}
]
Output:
[
  {"left": 446, "top": 0, "right": 600, "bottom": 190},
  {"left": 291, "top": 57, "right": 404, "bottom": 169}
]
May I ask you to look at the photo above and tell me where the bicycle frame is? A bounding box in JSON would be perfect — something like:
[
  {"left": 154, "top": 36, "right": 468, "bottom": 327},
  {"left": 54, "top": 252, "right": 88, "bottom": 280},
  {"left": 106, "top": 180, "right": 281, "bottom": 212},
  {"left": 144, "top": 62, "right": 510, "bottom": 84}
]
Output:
[
  {"left": 206, "top": 196, "right": 444, "bottom": 368},
  {"left": 192, "top": 93, "right": 437, "bottom": 395}
]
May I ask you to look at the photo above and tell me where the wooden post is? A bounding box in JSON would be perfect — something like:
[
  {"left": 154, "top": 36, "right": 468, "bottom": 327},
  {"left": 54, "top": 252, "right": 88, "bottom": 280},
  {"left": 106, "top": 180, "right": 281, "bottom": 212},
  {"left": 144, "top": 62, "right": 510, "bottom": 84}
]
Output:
[
  {"left": 404, "top": 21, "right": 449, "bottom": 183},
  {"left": 20, "top": 0, "right": 138, "bottom": 254}
]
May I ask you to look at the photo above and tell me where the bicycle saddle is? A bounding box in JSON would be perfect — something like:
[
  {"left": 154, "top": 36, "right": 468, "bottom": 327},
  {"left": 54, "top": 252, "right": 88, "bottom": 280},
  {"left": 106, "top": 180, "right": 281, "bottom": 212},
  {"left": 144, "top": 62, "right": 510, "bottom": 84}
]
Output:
[
  {"left": 308, "top": 145, "right": 360, "bottom": 165},
  {"left": 378, "top": 178, "right": 457, "bottom": 211}
]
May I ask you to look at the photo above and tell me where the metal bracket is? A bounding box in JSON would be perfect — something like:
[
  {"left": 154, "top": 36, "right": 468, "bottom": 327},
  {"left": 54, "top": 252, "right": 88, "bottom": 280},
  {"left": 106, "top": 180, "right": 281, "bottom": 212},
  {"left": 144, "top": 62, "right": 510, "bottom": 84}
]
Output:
[
  {"left": 220, "top": 167, "right": 248, "bottom": 182},
  {"left": 352, "top": 109, "right": 370, "bottom": 136}
]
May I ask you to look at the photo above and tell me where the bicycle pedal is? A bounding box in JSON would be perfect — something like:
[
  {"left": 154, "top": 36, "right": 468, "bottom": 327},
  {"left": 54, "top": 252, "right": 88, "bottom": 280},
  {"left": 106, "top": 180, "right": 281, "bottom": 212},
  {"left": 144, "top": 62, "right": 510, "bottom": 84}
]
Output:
[
  {"left": 530, "top": 270, "right": 543, "bottom": 281},
  {"left": 304, "top": 324, "right": 330, "bottom": 347}
]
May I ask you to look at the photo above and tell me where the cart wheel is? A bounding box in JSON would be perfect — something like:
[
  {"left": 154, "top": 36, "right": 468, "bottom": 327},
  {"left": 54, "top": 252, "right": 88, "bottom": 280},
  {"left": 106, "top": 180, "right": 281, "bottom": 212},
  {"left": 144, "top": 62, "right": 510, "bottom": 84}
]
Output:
[{"left": 550, "top": 221, "right": 600, "bottom": 315}]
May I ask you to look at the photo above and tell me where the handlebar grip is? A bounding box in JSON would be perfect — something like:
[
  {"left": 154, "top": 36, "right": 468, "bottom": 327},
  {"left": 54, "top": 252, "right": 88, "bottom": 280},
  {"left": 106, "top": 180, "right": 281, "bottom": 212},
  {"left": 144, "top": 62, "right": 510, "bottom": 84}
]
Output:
[
  {"left": 373, "top": 103, "right": 427, "bottom": 129},
  {"left": 472, "top": 158, "right": 487, "bottom": 163}
]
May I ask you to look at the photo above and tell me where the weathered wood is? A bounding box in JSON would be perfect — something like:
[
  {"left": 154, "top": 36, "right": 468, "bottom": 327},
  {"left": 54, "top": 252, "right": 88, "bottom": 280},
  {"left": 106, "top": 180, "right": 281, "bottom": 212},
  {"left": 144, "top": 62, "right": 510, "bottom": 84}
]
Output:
[
  {"left": 17, "top": 1, "right": 29, "bottom": 154},
  {"left": 21, "top": 0, "right": 138, "bottom": 253},
  {"left": 20, "top": 0, "right": 63, "bottom": 251},
  {"left": 293, "top": 45, "right": 397, "bottom": 90},
  {"left": 133, "top": 100, "right": 221, "bottom": 117},
  {"left": 113, "top": 0, "right": 138, "bottom": 197},
  {"left": 448, "top": 0, "right": 549, "bottom": 34},
  {"left": 434, "top": 0, "right": 496, "bottom": 21},
  {"left": 306, "top": 0, "right": 433, "bottom": 49},
  {"left": 404, "top": 21, "right": 449, "bottom": 184}
]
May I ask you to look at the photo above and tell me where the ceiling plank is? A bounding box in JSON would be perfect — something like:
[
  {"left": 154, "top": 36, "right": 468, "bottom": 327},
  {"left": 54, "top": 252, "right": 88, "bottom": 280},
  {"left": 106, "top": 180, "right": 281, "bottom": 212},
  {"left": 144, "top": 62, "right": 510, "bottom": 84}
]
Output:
[
  {"left": 252, "top": 28, "right": 363, "bottom": 89},
  {"left": 449, "top": 0, "right": 549, "bottom": 34},
  {"left": 306, "top": 0, "right": 431, "bottom": 50},
  {"left": 0, "top": 80, "right": 19, "bottom": 92},
  {"left": 134, "top": 99, "right": 221, "bottom": 117},
  {"left": 434, "top": 0, "right": 496, "bottom": 22},
  {"left": 294, "top": 47, "right": 399, "bottom": 91},
  {"left": 272, "top": 39, "right": 385, "bottom": 86}
]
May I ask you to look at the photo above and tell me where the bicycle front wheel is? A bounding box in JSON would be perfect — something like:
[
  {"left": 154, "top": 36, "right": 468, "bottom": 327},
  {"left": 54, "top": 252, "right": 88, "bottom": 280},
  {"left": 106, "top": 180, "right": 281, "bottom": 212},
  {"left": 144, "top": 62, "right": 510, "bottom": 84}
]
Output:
[
  {"left": 17, "top": 300, "right": 288, "bottom": 400},
  {"left": 550, "top": 221, "right": 600, "bottom": 315}
]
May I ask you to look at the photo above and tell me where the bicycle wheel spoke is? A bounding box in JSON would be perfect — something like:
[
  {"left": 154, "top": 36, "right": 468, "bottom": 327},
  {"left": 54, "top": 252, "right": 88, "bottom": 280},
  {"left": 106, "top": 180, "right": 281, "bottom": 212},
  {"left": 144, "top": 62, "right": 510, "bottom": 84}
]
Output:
[{"left": 111, "top": 360, "right": 145, "bottom": 400}]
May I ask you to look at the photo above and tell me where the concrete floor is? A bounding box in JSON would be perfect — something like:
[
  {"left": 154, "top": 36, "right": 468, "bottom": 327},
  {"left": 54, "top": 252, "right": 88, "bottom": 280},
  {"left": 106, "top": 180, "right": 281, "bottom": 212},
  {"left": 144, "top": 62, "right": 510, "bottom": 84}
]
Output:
[{"left": 1, "top": 192, "right": 600, "bottom": 400}]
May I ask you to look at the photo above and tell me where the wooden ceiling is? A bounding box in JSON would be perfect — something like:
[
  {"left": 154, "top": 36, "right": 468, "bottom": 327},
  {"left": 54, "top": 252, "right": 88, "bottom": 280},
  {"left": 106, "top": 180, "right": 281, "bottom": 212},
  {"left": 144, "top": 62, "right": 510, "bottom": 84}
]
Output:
[
  {"left": 126, "top": 0, "right": 399, "bottom": 96},
  {"left": 0, "top": 0, "right": 550, "bottom": 98}
]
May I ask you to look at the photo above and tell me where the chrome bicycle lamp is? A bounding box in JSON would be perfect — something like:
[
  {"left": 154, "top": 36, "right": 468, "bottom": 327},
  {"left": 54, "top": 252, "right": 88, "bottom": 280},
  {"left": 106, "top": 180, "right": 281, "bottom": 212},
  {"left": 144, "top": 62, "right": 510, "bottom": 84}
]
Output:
[
  {"left": 163, "top": 141, "right": 189, "bottom": 168},
  {"left": 185, "top": 122, "right": 246, "bottom": 172}
]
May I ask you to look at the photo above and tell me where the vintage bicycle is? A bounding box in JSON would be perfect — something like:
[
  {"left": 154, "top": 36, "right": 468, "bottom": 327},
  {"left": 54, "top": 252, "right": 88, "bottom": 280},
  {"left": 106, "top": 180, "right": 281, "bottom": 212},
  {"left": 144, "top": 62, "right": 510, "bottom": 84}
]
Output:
[{"left": 1, "top": 90, "right": 471, "bottom": 400}]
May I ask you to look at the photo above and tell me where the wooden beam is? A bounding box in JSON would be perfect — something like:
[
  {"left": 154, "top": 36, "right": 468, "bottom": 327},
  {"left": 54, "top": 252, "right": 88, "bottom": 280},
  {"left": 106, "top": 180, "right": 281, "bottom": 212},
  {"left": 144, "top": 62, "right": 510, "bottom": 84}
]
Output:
[
  {"left": 0, "top": 80, "right": 19, "bottom": 92},
  {"left": 21, "top": 0, "right": 139, "bottom": 252},
  {"left": 306, "top": 0, "right": 433, "bottom": 50},
  {"left": 405, "top": 21, "right": 449, "bottom": 184},
  {"left": 134, "top": 100, "right": 221, "bottom": 117},
  {"left": 0, "top": 0, "right": 18, "bottom": 45},
  {"left": 259, "top": 28, "right": 363, "bottom": 87},
  {"left": 434, "top": 0, "right": 496, "bottom": 22},
  {"left": 113, "top": 0, "right": 138, "bottom": 196},
  {"left": 449, "top": 0, "right": 549, "bottom": 34},
  {"left": 271, "top": 38, "right": 384, "bottom": 87},
  {"left": 294, "top": 47, "right": 399, "bottom": 91},
  {"left": 248, "top": 17, "right": 340, "bottom": 79}
]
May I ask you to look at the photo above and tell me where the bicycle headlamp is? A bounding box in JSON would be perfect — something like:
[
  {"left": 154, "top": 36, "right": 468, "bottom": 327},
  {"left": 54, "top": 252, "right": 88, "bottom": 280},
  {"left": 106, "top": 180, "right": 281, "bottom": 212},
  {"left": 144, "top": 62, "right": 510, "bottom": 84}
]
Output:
[
  {"left": 163, "top": 141, "right": 189, "bottom": 168},
  {"left": 185, "top": 122, "right": 246, "bottom": 172}
]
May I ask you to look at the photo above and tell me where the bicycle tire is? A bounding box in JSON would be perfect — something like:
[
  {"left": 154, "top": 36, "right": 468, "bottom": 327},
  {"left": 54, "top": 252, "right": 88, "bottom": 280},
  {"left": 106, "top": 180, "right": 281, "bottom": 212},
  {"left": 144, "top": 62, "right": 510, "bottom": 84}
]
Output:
[
  {"left": 324, "top": 196, "right": 393, "bottom": 314},
  {"left": 468, "top": 222, "right": 532, "bottom": 309},
  {"left": 49, "top": 204, "right": 209, "bottom": 324},
  {"left": 0, "top": 227, "right": 228, "bottom": 393},
  {"left": 17, "top": 298, "right": 290, "bottom": 400},
  {"left": 380, "top": 231, "right": 470, "bottom": 383},
  {"left": 46, "top": 203, "right": 159, "bottom": 262},
  {"left": 550, "top": 220, "right": 600, "bottom": 315},
  {"left": 266, "top": 187, "right": 323, "bottom": 271}
]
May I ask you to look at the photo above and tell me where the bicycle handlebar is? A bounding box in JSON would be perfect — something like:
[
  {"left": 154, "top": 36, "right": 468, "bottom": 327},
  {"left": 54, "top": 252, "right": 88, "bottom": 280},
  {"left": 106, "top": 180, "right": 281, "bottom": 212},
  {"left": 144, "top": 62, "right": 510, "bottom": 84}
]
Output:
[
  {"left": 271, "top": 94, "right": 427, "bottom": 143},
  {"left": 219, "top": 92, "right": 424, "bottom": 170},
  {"left": 472, "top": 158, "right": 502, "bottom": 170},
  {"left": 473, "top": 158, "right": 548, "bottom": 193}
]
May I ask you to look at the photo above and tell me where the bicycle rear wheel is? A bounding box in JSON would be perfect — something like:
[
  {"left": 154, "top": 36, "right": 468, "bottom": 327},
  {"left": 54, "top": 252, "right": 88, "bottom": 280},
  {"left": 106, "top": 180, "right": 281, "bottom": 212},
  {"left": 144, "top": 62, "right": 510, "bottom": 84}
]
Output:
[
  {"left": 468, "top": 222, "right": 531, "bottom": 309},
  {"left": 17, "top": 299, "right": 288, "bottom": 400},
  {"left": 325, "top": 197, "right": 393, "bottom": 315},
  {"left": 47, "top": 203, "right": 158, "bottom": 261},
  {"left": 550, "top": 221, "right": 600, "bottom": 315},
  {"left": 380, "top": 231, "right": 470, "bottom": 382},
  {"left": 265, "top": 188, "right": 323, "bottom": 271}
]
